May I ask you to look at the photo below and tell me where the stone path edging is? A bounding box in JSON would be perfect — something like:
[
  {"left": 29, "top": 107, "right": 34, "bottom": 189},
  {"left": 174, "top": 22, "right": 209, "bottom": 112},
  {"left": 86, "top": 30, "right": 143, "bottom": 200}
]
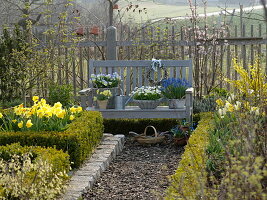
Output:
[{"left": 61, "top": 133, "right": 125, "bottom": 200}]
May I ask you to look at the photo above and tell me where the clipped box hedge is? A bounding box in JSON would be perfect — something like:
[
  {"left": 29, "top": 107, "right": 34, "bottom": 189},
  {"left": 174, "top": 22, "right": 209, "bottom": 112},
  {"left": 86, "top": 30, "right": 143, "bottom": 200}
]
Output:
[
  {"left": 0, "top": 111, "right": 104, "bottom": 168},
  {"left": 165, "top": 113, "right": 215, "bottom": 199},
  {"left": 104, "top": 118, "right": 179, "bottom": 135}
]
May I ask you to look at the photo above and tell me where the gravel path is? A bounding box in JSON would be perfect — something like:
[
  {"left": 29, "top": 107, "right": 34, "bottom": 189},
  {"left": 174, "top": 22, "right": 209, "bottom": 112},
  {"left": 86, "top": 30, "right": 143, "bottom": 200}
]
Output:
[{"left": 82, "top": 138, "right": 184, "bottom": 200}]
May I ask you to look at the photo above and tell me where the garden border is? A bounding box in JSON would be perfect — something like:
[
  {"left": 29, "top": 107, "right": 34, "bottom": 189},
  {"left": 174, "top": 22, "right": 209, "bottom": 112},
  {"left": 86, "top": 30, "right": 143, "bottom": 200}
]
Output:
[{"left": 61, "top": 133, "right": 125, "bottom": 200}]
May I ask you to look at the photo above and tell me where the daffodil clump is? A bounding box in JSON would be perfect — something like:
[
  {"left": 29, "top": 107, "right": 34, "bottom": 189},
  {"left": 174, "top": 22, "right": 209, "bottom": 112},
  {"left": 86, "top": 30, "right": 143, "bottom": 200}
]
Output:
[
  {"left": 0, "top": 96, "right": 82, "bottom": 132},
  {"left": 215, "top": 94, "right": 262, "bottom": 119}
]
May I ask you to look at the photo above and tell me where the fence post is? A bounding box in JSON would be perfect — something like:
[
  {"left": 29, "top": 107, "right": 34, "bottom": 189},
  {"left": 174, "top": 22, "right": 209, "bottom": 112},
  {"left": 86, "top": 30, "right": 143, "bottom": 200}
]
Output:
[{"left": 106, "top": 26, "right": 118, "bottom": 60}]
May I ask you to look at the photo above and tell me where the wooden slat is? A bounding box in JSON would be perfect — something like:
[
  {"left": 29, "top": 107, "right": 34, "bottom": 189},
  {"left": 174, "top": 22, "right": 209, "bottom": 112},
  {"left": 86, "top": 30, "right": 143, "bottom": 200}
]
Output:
[
  {"left": 79, "top": 47, "right": 83, "bottom": 90},
  {"left": 138, "top": 67, "right": 142, "bottom": 87},
  {"left": 126, "top": 67, "right": 131, "bottom": 95},
  {"left": 133, "top": 67, "right": 137, "bottom": 88},
  {"left": 251, "top": 24, "right": 254, "bottom": 65},
  {"left": 90, "top": 60, "right": 192, "bottom": 67}
]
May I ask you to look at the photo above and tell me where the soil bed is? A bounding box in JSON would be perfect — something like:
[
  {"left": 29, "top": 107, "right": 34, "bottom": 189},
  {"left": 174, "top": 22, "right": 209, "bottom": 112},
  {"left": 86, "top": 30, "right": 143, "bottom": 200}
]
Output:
[{"left": 82, "top": 138, "right": 184, "bottom": 200}]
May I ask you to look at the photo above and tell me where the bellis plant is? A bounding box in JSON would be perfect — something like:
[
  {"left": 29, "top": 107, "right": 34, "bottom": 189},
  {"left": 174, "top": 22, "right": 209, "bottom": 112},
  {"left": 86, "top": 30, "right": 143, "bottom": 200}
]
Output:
[
  {"left": 161, "top": 78, "right": 191, "bottom": 99},
  {"left": 90, "top": 72, "right": 121, "bottom": 88},
  {"left": 132, "top": 86, "right": 162, "bottom": 100},
  {"left": 0, "top": 96, "right": 82, "bottom": 132}
]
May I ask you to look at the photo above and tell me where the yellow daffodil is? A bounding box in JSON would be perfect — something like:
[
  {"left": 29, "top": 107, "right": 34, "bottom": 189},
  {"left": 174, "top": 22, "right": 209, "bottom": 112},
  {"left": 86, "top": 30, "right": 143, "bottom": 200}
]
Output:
[
  {"left": 26, "top": 120, "right": 33, "bottom": 128},
  {"left": 18, "top": 121, "right": 23, "bottom": 128},
  {"left": 32, "top": 96, "right": 39, "bottom": 102},
  {"left": 54, "top": 102, "right": 62, "bottom": 108},
  {"left": 41, "top": 98, "right": 46, "bottom": 105},
  {"left": 0, "top": 113, "right": 3, "bottom": 118},
  {"left": 56, "top": 110, "right": 66, "bottom": 119},
  {"left": 69, "top": 115, "right": 75, "bottom": 120},
  {"left": 70, "top": 107, "right": 76, "bottom": 113},
  {"left": 77, "top": 106, "right": 82, "bottom": 113}
]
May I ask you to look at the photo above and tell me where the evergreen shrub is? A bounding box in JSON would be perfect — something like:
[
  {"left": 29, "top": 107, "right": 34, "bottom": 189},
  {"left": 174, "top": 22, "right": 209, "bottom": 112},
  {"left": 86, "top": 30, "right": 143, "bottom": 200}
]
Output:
[{"left": 0, "top": 111, "right": 104, "bottom": 168}]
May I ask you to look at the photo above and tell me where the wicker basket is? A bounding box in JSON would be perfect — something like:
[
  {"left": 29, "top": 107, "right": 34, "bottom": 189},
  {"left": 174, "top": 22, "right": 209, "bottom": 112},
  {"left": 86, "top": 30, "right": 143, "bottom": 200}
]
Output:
[
  {"left": 133, "top": 98, "right": 162, "bottom": 109},
  {"left": 135, "top": 126, "right": 165, "bottom": 144}
]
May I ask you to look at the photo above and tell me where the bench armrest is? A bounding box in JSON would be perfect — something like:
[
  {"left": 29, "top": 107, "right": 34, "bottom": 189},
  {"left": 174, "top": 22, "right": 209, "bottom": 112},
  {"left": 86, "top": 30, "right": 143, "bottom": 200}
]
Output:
[
  {"left": 185, "top": 87, "right": 194, "bottom": 94},
  {"left": 78, "top": 88, "right": 92, "bottom": 96}
]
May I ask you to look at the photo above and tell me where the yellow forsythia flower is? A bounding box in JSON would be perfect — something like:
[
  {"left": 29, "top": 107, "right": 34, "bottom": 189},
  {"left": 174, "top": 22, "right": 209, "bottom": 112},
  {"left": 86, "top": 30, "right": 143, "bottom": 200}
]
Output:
[
  {"left": 18, "top": 121, "right": 23, "bottom": 128},
  {"left": 26, "top": 120, "right": 33, "bottom": 128},
  {"left": 69, "top": 115, "right": 75, "bottom": 120},
  {"left": 32, "top": 96, "right": 39, "bottom": 102},
  {"left": 0, "top": 113, "right": 3, "bottom": 118},
  {"left": 216, "top": 98, "right": 224, "bottom": 107}
]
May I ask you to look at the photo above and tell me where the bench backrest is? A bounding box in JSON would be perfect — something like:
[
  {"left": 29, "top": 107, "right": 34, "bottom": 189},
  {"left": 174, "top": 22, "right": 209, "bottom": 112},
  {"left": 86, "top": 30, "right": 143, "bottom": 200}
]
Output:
[{"left": 88, "top": 60, "right": 193, "bottom": 95}]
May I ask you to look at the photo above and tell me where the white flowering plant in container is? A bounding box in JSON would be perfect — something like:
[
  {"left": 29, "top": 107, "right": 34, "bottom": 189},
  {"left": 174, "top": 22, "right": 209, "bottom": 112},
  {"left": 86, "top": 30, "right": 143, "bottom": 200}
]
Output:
[
  {"left": 90, "top": 72, "right": 121, "bottom": 88},
  {"left": 132, "top": 86, "right": 162, "bottom": 100},
  {"left": 131, "top": 86, "right": 162, "bottom": 109}
]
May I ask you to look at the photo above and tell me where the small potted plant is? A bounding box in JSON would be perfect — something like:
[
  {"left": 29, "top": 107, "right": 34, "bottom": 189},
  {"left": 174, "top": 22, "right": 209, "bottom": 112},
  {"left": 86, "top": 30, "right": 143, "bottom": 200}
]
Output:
[
  {"left": 131, "top": 86, "right": 162, "bottom": 109},
  {"left": 161, "top": 78, "right": 191, "bottom": 109},
  {"left": 93, "top": 89, "right": 112, "bottom": 109},
  {"left": 90, "top": 72, "right": 121, "bottom": 109},
  {"left": 170, "top": 125, "right": 190, "bottom": 145}
]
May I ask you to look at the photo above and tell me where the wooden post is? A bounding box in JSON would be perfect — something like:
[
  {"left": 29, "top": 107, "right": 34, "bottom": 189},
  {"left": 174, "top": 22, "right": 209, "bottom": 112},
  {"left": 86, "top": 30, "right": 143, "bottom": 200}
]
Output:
[{"left": 106, "top": 26, "right": 118, "bottom": 60}]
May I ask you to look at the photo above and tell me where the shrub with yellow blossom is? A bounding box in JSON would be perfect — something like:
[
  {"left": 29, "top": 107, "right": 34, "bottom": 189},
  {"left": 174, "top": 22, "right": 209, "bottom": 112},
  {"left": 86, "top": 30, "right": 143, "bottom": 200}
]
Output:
[{"left": 0, "top": 96, "right": 83, "bottom": 132}]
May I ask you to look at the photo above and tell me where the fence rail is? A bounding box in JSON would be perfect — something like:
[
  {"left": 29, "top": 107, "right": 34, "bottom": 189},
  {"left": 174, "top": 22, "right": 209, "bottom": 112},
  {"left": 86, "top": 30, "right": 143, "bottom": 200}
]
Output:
[{"left": 3, "top": 22, "right": 267, "bottom": 100}]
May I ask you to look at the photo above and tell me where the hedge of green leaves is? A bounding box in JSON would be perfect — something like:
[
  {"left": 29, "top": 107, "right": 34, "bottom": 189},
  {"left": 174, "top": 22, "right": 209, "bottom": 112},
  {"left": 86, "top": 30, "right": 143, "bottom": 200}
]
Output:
[
  {"left": 165, "top": 113, "right": 214, "bottom": 199},
  {"left": 104, "top": 118, "right": 179, "bottom": 135},
  {"left": 0, "top": 111, "right": 104, "bottom": 168}
]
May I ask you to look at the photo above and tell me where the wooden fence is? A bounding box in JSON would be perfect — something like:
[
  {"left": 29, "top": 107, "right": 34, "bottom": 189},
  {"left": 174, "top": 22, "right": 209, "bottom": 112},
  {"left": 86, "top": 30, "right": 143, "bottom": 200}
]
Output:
[{"left": 30, "top": 22, "right": 267, "bottom": 98}]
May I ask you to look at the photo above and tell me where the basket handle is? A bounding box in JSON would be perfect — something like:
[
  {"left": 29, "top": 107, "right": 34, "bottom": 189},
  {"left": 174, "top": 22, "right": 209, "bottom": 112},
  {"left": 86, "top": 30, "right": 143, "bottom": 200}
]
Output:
[{"left": 143, "top": 126, "right": 158, "bottom": 137}]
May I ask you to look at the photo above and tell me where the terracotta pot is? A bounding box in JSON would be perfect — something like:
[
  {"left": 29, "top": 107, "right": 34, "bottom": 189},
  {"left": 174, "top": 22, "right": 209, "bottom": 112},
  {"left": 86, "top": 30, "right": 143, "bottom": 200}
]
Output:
[
  {"left": 173, "top": 136, "right": 188, "bottom": 146},
  {"left": 76, "top": 27, "right": 84, "bottom": 36},
  {"left": 90, "top": 26, "right": 100, "bottom": 35},
  {"left": 113, "top": 4, "right": 119, "bottom": 9},
  {"left": 180, "top": 125, "right": 190, "bottom": 132},
  {"left": 97, "top": 100, "right": 108, "bottom": 109}
]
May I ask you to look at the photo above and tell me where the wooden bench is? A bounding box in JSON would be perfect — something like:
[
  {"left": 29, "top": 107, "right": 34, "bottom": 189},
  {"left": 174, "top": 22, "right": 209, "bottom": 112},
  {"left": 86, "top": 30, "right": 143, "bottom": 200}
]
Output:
[{"left": 79, "top": 60, "right": 193, "bottom": 121}]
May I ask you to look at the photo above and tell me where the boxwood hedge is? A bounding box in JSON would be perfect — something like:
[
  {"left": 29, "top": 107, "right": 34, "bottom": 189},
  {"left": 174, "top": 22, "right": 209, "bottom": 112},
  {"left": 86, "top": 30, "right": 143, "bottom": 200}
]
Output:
[{"left": 0, "top": 111, "right": 104, "bottom": 168}]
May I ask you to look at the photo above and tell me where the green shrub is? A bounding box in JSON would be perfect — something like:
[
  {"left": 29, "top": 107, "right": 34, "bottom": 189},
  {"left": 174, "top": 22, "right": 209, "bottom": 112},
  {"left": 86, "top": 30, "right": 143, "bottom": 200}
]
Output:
[
  {"left": 165, "top": 113, "right": 215, "bottom": 199},
  {"left": 0, "top": 111, "right": 104, "bottom": 168},
  {"left": 48, "top": 84, "right": 73, "bottom": 107},
  {"left": 0, "top": 143, "right": 70, "bottom": 173},
  {"left": 104, "top": 118, "right": 179, "bottom": 135},
  {"left": 0, "top": 143, "right": 69, "bottom": 199}
]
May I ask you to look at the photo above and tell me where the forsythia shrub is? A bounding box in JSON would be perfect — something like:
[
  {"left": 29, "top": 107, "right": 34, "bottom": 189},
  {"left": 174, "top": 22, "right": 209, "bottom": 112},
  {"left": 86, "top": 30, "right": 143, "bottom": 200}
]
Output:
[
  {"left": 165, "top": 113, "right": 215, "bottom": 199},
  {"left": 0, "top": 143, "right": 69, "bottom": 200}
]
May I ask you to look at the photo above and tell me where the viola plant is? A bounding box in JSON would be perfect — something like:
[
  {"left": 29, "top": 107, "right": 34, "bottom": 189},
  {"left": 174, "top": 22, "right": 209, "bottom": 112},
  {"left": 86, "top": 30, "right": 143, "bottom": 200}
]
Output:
[
  {"left": 0, "top": 96, "right": 82, "bottom": 132},
  {"left": 93, "top": 90, "right": 112, "bottom": 101},
  {"left": 131, "top": 86, "right": 162, "bottom": 100},
  {"left": 161, "top": 78, "right": 191, "bottom": 99},
  {"left": 90, "top": 72, "right": 121, "bottom": 88}
]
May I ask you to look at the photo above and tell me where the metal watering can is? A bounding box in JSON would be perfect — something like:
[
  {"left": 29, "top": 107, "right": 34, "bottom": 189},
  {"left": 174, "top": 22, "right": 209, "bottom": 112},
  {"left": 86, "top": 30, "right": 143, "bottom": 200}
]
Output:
[{"left": 114, "top": 93, "right": 133, "bottom": 110}]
